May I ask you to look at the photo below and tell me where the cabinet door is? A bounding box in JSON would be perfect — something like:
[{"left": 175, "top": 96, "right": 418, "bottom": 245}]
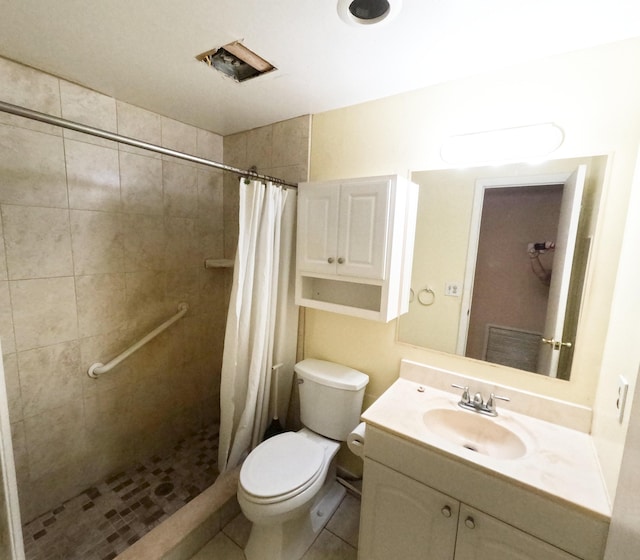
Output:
[
  {"left": 359, "top": 459, "right": 458, "bottom": 560},
  {"left": 337, "top": 179, "right": 390, "bottom": 279},
  {"left": 297, "top": 185, "right": 340, "bottom": 274},
  {"left": 454, "top": 505, "right": 580, "bottom": 560}
]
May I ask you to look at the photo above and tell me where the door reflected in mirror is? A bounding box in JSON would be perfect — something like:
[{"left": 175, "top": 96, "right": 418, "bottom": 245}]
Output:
[{"left": 398, "top": 156, "right": 607, "bottom": 381}]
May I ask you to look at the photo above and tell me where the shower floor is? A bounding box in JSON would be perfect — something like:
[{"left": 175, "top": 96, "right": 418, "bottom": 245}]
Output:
[{"left": 21, "top": 424, "right": 220, "bottom": 560}]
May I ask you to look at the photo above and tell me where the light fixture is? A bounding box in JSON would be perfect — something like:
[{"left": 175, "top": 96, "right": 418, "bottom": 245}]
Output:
[
  {"left": 440, "top": 123, "right": 564, "bottom": 165},
  {"left": 337, "top": 0, "right": 402, "bottom": 26}
]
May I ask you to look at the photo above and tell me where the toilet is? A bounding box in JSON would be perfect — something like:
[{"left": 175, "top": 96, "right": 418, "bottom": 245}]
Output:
[{"left": 237, "top": 358, "right": 369, "bottom": 560}]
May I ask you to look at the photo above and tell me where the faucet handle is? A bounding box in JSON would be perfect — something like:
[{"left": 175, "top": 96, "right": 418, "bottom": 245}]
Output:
[
  {"left": 451, "top": 383, "right": 470, "bottom": 404},
  {"left": 486, "top": 393, "right": 510, "bottom": 412}
]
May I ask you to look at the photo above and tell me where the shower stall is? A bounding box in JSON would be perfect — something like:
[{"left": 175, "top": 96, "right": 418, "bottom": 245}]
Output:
[{"left": 0, "top": 56, "right": 310, "bottom": 559}]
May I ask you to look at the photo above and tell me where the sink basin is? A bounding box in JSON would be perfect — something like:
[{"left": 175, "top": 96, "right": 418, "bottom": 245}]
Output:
[{"left": 422, "top": 408, "right": 528, "bottom": 460}]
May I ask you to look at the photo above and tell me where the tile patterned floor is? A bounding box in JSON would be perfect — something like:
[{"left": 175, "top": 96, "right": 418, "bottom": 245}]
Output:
[
  {"left": 21, "top": 424, "right": 220, "bottom": 560},
  {"left": 191, "top": 491, "right": 361, "bottom": 560}
]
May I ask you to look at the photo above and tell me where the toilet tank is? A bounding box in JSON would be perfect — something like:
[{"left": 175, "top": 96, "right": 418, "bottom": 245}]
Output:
[{"left": 294, "top": 359, "right": 369, "bottom": 441}]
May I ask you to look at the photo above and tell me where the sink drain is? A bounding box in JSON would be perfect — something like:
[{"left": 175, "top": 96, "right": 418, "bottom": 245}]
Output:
[
  {"left": 462, "top": 443, "right": 478, "bottom": 453},
  {"left": 154, "top": 482, "right": 174, "bottom": 496}
]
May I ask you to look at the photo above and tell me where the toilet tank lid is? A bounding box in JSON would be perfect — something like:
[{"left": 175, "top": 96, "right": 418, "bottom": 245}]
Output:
[{"left": 294, "top": 359, "right": 369, "bottom": 391}]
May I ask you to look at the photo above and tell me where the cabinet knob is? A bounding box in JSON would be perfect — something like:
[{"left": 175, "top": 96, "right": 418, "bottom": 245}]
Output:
[
  {"left": 464, "top": 516, "right": 476, "bottom": 529},
  {"left": 337, "top": 257, "right": 345, "bottom": 264},
  {"left": 327, "top": 257, "right": 335, "bottom": 264},
  {"left": 441, "top": 505, "right": 452, "bottom": 518}
]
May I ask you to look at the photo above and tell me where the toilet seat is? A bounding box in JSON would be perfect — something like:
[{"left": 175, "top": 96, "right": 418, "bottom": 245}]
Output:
[{"left": 240, "top": 432, "right": 325, "bottom": 504}]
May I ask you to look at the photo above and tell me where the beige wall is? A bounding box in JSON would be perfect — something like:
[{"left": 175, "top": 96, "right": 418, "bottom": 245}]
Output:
[
  {"left": 307, "top": 38, "right": 640, "bottom": 500},
  {"left": 0, "top": 57, "right": 228, "bottom": 521}
]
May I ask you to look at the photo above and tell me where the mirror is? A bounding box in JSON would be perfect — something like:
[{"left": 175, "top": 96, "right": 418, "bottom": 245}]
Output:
[{"left": 398, "top": 156, "right": 607, "bottom": 380}]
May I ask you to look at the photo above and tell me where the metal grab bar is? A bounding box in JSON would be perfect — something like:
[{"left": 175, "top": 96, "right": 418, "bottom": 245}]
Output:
[{"left": 88, "top": 303, "right": 189, "bottom": 378}]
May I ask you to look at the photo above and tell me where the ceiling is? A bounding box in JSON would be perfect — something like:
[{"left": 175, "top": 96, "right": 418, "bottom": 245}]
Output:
[{"left": 0, "top": 0, "right": 639, "bottom": 136}]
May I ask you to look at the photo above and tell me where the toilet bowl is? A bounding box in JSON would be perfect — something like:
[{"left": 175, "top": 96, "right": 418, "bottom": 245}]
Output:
[
  {"left": 238, "top": 429, "right": 345, "bottom": 559},
  {"left": 237, "top": 359, "right": 369, "bottom": 560}
]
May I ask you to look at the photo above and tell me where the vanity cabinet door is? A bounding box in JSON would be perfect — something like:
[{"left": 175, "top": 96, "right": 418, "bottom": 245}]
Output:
[
  {"left": 359, "top": 459, "right": 459, "bottom": 560},
  {"left": 454, "top": 505, "right": 580, "bottom": 560}
]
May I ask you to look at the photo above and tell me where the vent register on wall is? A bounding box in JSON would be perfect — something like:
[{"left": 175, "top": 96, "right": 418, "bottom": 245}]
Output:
[{"left": 295, "top": 175, "right": 418, "bottom": 322}]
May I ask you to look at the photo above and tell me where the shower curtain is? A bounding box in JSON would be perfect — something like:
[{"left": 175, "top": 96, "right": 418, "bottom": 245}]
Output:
[{"left": 218, "top": 179, "right": 297, "bottom": 472}]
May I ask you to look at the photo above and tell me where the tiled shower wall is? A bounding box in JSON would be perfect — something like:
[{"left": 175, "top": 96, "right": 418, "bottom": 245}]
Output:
[
  {"left": 0, "top": 56, "right": 228, "bottom": 522},
  {"left": 222, "top": 116, "right": 311, "bottom": 259}
]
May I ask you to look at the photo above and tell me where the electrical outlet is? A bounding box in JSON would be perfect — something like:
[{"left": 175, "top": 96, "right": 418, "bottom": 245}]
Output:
[
  {"left": 616, "top": 375, "right": 629, "bottom": 423},
  {"left": 445, "top": 282, "right": 462, "bottom": 297}
]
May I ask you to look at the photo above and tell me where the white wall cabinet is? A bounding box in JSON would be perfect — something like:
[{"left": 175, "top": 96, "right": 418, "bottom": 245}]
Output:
[
  {"left": 359, "top": 459, "right": 580, "bottom": 560},
  {"left": 296, "top": 175, "right": 417, "bottom": 322}
]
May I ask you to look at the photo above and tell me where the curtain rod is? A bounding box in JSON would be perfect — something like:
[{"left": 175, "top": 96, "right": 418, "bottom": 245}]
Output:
[{"left": 0, "top": 100, "right": 298, "bottom": 189}]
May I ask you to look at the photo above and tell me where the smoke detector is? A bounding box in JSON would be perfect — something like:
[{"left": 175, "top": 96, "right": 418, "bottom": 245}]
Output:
[
  {"left": 196, "top": 41, "right": 275, "bottom": 83},
  {"left": 337, "top": 0, "right": 402, "bottom": 26}
]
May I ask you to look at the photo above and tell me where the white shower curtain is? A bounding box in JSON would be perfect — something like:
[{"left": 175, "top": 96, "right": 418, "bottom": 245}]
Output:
[{"left": 218, "top": 179, "right": 297, "bottom": 473}]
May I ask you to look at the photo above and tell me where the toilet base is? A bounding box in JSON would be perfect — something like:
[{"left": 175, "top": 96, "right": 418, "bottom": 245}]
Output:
[{"left": 244, "top": 479, "right": 346, "bottom": 560}]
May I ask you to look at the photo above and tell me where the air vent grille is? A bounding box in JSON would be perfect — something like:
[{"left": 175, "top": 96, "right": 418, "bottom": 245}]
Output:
[{"left": 196, "top": 41, "right": 275, "bottom": 83}]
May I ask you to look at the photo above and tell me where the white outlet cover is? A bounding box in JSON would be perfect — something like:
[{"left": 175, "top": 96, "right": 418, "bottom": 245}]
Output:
[{"left": 617, "top": 375, "right": 629, "bottom": 423}]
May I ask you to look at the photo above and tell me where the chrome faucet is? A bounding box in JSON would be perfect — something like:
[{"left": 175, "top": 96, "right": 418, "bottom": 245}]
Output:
[{"left": 451, "top": 384, "right": 510, "bottom": 417}]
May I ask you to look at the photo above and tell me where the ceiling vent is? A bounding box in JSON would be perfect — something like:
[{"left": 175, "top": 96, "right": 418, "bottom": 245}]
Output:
[{"left": 196, "top": 41, "right": 275, "bottom": 83}]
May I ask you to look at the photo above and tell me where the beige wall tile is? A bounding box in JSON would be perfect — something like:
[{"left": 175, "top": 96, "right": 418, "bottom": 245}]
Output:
[
  {"left": 0, "top": 281, "right": 15, "bottom": 355},
  {"left": 71, "top": 210, "right": 123, "bottom": 275},
  {"left": 246, "top": 126, "right": 272, "bottom": 169},
  {"left": 123, "top": 213, "right": 166, "bottom": 272},
  {"left": 2, "top": 353, "right": 21, "bottom": 423},
  {"left": 166, "top": 268, "right": 199, "bottom": 307},
  {"left": 223, "top": 133, "right": 247, "bottom": 168},
  {"left": 0, "top": 124, "right": 68, "bottom": 208},
  {"left": 0, "top": 57, "right": 61, "bottom": 135},
  {"left": 116, "top": 100, "right": 162, "bottom": 154},
  {"left": 10, "top": 277, "right": 78, "bottom": 351},
  {"left": 163, "top": 160, "right": 198, "bottom": 217},
  {"left": 76, "top": 273, "right": 126, "bottom": 338},
  {"left": 124, "top": 270, "right": 166, "bottom": 333},
  {"left": 18, "top": 341, "right": 82, "bottom": 418},
  {"left": 23, "top": 402, "right": 86, "bottom": 480},
  {"left": 0, "top": 210, "right": 7, "bottom": 280},
  {"left": 197, "top": 128, "right": 224, "bottom": 161},
  {"left": 10, "top": 421, "right": 28, "bottom": 489},
  {"left": 60, "top": 80, "right": 117, "bottom": 148},
  {"left": 165, "top": 217, "right": 197, "bottom": 269},
  {"left": 272, "top": 116, "right": 311, "bottom": 168},
  {"left": 197, "top": 169, "right": 224, "bottom": 234},
  {"left": 2, "top": 205, "right": 73, "bottom": 279},
  {"left": 120, "top": 151, "right": 163, "bottom": 215},
  {"left": 266, "top": 164, "right": 309, "bottom": 184},
  {"left": 66, "top": 140, "right": 121, "bottom": 211},
  {"left": 198, "top": 231, "right": 224, "bottom": 264},
  {"left": 161, "top": 117, "right": 197, "bottom": 155}
]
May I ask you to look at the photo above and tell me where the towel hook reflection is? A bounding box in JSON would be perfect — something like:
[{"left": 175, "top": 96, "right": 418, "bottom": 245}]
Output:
[{"left": 418, "top": 287, "right": 435, "bottom": 306}]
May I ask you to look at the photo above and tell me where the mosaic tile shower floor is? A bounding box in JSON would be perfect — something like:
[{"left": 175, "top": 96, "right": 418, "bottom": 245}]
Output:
[{"left": 21, "top": 424, "right": 220, "bottom": 560}]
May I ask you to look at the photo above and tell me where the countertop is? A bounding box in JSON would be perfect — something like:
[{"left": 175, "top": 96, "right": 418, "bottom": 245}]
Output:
[{"left": 361, "top": 376, "right": 611, "bottom": 520}]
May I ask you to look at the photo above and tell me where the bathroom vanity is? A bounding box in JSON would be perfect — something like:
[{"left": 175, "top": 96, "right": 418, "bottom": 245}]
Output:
[
  {"left": 358, "top": 360, "right": 611, "bottom": 560},
  {"left": 295, "top": 174, "right": 418, "bottom": 322}
]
